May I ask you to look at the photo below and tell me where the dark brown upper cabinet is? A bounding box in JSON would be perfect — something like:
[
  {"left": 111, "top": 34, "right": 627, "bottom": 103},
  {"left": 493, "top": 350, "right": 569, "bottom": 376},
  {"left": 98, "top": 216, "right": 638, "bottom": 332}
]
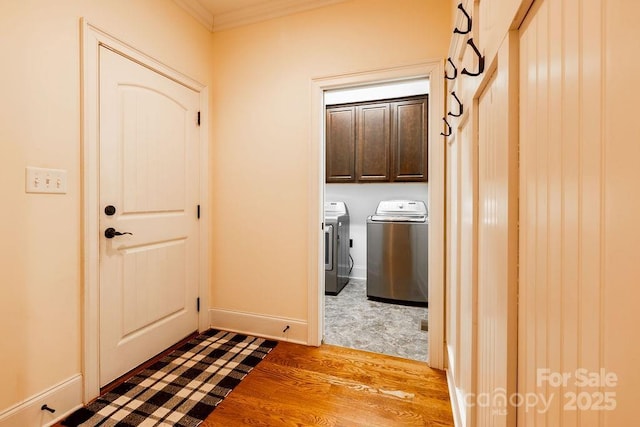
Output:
[
  {"left": 356, "top": 102, "right": 391, "bottom": 182},
  {"left": 325, "top": 95, "right": 428, "bottom": 183},
  {"left": 391, "top": 97, "right": 428, "bottom": 181},
  {"left": 326, "top": 106, "right": 356, "bottom": 182}
]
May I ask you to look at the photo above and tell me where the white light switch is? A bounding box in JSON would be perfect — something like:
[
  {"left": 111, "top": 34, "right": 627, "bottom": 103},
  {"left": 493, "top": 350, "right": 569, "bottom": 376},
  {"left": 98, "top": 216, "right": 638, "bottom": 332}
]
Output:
[{"left": 26, "top": 167, "right": 67, "bottom": 194}]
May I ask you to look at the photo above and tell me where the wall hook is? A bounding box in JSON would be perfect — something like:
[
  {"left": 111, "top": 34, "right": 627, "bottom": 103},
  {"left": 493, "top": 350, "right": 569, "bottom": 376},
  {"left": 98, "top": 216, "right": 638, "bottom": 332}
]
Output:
[
  {"left": 454, "top": 3, "right": 472, "bottom": 35},
  {"left": 448, "top": 91, "right": 463, "bottom": 117},
  {"left": 440, "top": 117, "right": 452, "bottom": 137},
  {"left": 41, "top": 404, "right": 56, "bottom": 414},
  {"left": 445, "top": 57, "right": 458, "bottom": 80},
  {"left": 461, "top": 38, "right": 485, "bottom": 77}
]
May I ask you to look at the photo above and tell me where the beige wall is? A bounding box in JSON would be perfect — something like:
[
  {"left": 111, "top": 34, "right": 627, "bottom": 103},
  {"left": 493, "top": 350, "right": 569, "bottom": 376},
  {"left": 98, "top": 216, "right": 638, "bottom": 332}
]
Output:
[
  {"left": 0, "top": 0, "right": 452, "bottom": 415},
  {"left": 0, "top": 0, "right": 213, "bottom": 411},
  {"left": 209, "top": 0, "right": 450, "bottom": 321}
]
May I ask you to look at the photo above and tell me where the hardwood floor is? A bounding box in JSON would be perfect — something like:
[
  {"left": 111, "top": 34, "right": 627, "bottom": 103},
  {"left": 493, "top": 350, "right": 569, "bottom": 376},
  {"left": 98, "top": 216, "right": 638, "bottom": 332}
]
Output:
[{"left": 202, "top": 342, "right": 454, "bottom": 426}]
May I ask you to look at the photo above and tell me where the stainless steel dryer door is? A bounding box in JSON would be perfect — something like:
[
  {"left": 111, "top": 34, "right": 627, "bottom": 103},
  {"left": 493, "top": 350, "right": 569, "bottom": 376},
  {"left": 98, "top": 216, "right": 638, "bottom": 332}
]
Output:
[{"left": 325, "top": 224, "right": 334, "bottom": 271}]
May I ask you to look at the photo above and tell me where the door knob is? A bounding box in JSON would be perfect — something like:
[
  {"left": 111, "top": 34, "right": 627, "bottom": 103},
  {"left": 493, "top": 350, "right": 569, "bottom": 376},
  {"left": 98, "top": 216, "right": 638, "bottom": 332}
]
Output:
[{"left": 104, "top": 227, "right": 133, "bottom": 239}]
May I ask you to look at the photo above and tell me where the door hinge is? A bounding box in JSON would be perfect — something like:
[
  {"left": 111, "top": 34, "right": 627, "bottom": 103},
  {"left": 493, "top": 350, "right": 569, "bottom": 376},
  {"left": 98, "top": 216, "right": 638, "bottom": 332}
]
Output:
[
  {"left": 197, "top": 204, "right": 201, "bottom": 219},
  {"left": 197, "top": 297, "right": 200, "bottom": 312},
  {"left": 197, "top": 111, "right": 201, "bottom": 126}
]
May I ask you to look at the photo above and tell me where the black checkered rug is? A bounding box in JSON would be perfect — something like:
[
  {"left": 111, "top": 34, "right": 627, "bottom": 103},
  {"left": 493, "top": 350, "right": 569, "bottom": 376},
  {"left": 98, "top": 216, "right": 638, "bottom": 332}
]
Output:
[{"left": 62, "top": 329, "right": 277, "bottom": 426}]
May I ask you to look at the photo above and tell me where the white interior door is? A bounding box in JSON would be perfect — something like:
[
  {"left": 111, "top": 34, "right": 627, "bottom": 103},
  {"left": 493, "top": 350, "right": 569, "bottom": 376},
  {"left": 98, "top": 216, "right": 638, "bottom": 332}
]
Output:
[{"left": 99, "top": 46, "right": 200, "bottom": 386}]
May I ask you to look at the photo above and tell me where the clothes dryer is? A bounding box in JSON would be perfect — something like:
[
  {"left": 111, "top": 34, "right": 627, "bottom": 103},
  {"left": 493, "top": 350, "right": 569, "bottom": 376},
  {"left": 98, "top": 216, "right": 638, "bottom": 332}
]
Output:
[{"left": 324, "top": 202, "right": 350, "bottom": 295}]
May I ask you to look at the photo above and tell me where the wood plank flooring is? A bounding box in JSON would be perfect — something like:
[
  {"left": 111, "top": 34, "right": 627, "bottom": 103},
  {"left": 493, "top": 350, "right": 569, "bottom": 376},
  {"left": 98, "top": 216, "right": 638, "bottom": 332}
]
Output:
[{"left": 202, "top": 342, "right": 454, "bottom": 426}]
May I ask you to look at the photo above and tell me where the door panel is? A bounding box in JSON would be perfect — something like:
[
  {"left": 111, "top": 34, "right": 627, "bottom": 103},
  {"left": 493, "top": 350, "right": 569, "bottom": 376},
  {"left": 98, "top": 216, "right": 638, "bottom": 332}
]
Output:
[
  {"left": 518, "top": 0, "right": 614, "bottom": 424},
  {"left": 99, "top": 46, "right": 200, "bottom": 386},
  {"left": 356, "top": 103, "right": 390, "bottom": 181},
  {"left": 446, "top": 132, "right": 460, "bottom": 381},
  {"left": 121, "top": 88, "right": 187, "bottom": 212},
  {"left": 446, "top": 113, "right": 478, "bottom": 427},
  {"left": 391, "top": 97, "right": 428, "bottom": 181},
  {"left": 458, "top": 115, "right": 476, "bottom": 426},
  {"left": 325, "top": 107, "right": 356, "bottom": 182},
  {"left": 121, "top": 240, "right": 186, "bottom": 336},
  {"left": 475, "top": 34, "right": 519, "bottom": 426}
]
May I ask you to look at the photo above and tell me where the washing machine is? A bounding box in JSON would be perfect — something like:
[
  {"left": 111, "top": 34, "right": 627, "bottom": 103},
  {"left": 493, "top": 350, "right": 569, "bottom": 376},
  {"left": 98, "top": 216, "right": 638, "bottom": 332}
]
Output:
[
  {"left": 324, "top": 201, "right": 350, "bottom": 295},
  {"left": 367, "top": 200, "right": 428, "bottom": 304}
]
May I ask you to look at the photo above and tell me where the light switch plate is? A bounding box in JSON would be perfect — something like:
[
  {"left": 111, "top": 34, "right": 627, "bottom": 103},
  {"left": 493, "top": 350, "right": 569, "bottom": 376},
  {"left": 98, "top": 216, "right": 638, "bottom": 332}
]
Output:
[{"left": 25, "top": 167, "right": 67, "bottom": 194}]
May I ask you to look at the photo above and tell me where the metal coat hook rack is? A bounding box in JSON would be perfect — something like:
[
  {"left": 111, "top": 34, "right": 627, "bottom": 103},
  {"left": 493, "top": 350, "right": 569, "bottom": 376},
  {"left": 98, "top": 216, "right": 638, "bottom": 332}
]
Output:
[
  {"left": 454, "top": 3, "right": 472, "bottom": 35},
  {"left": 461, "top": 38, "right": 485, "bottom": 77},
  {"left": 448, "top": 91, "right": 463, "bottom": 117},
  {"left": 441, "top": 117, "right": 452, "bottom": 137},
  {"left": 445, "top": 57, "right": 458, "bottom": 80}
]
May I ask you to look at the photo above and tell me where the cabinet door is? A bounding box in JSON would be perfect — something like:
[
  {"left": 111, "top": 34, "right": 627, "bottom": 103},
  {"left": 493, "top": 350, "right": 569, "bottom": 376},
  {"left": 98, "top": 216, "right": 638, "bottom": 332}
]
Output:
[
  {"left": 325, "top": 106, "right": 356, "bottom": 183},
  {"left": 391, "top": 96, "right": 428, "bottom": 182},
  {"left": 356, "top": 102, "right": 390, "bottom": 182}
]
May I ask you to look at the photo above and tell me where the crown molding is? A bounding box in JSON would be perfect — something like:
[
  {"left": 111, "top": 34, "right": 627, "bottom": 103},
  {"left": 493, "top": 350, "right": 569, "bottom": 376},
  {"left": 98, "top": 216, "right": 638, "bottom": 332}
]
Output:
[
  {"left": 174, "top": 0, "right": 347, "bottom": 32},
  {"left": 174, "top": 0, "right": 215, "bottom": 31},
  {"left": 213, "top": 0, "right": 347, "bottom": 31}
]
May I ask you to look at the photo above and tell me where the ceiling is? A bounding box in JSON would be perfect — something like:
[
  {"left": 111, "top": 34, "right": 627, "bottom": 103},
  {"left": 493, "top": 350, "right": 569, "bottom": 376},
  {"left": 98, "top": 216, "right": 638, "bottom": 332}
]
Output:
[{"left": 174, "top": 0, "right": 348, "bottom": 32}]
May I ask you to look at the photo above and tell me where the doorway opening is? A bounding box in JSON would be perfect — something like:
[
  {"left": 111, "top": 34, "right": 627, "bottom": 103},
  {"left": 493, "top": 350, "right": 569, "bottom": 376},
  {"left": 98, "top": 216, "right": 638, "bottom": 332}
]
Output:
[
  {"left": 309, "top": 61, "right": 446, "bottom": 369},
  {"left": 323, "top": 79, "right": 430, "bottom": 362}
]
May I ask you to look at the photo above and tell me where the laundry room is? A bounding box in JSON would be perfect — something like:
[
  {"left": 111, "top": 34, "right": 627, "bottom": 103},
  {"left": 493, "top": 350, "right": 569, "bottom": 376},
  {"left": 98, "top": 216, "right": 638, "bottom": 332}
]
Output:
[{"left": 323, "top": 79, "right": 430, "bottom": 362}]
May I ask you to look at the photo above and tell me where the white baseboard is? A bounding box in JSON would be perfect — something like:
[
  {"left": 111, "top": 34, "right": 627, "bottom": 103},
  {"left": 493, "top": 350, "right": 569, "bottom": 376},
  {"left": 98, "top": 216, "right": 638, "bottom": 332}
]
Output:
[
  {"left": 349, "top": 266, "right": 366, "bottom": 280},
  {"left": 446, "top": 367, "right": 463, "bottom": 427},
  {"left": 209, "top": 308, "right": 308, "bottom": 345},
  {"left": 0, "top": 374, "right": 83, "bottom": 427}
]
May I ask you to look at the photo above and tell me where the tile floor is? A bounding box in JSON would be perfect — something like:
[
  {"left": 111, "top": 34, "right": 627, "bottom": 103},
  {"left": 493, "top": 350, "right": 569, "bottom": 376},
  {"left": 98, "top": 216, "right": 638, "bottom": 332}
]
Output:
[{"left": 324, "top": 278, "right": 428, "bottom": 362}]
